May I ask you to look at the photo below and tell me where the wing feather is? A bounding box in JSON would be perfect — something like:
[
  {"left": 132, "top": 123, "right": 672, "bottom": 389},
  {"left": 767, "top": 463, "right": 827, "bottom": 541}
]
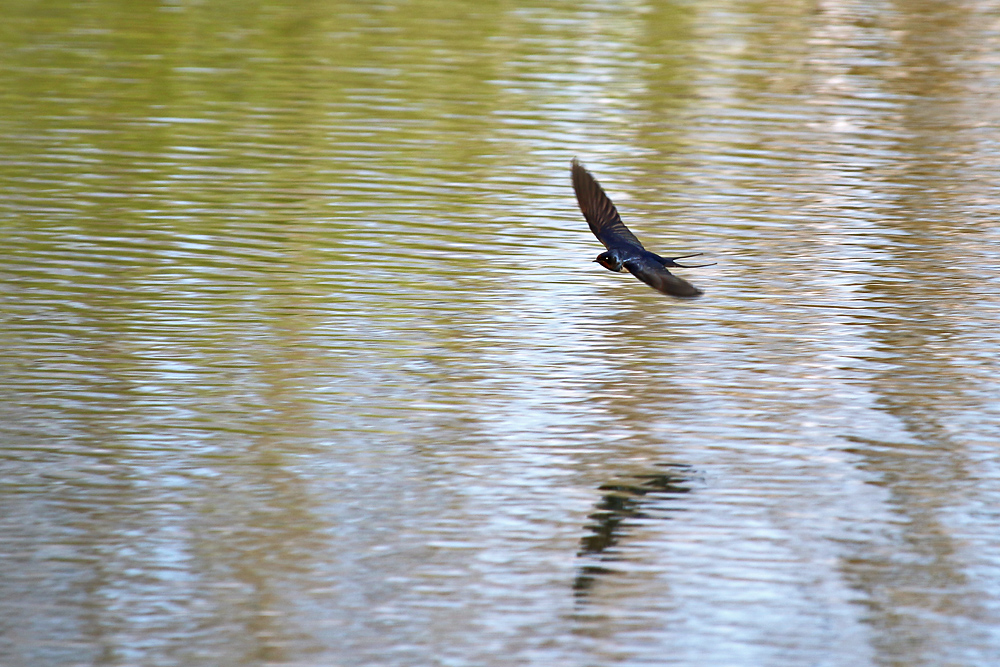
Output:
[
  {"left": 623, "top": 256, "right": 703, "bottom": 298},
  {"left": 571, "top": 159, "right": 644, "bottom": 251}
]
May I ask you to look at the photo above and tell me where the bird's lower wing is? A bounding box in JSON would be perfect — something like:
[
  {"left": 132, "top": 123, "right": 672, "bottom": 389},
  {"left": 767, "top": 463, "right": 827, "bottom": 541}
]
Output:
[{"left": 624, "top": 257, "right": 703, "bottom": 298}]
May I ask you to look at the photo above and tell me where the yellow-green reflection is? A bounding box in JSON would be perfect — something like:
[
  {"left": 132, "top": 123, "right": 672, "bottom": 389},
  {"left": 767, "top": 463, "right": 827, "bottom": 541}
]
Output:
[{"left": 3, "top": 0, "right": 1000, "bottom": 665}]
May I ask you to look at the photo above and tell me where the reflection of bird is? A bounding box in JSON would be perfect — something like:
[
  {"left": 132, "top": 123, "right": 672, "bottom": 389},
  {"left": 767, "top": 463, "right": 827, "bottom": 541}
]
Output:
[
  {"left": 574, "top": 465, "right": 692, "bottom": 598},
  {"left": 572, "top": 159, "right": 711, "bottom": 298}
]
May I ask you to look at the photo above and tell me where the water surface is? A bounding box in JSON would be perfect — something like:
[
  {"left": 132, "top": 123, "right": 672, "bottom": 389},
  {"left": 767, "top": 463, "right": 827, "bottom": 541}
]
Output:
[{"left": 3, "top": 0, "right": 1000, "bottom": 665}]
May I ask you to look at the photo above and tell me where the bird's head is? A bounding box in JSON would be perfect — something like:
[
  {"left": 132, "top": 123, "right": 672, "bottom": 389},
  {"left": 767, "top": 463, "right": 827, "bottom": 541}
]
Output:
[{"left": 595, "top": 251, "right": 625, "bottom": 273}]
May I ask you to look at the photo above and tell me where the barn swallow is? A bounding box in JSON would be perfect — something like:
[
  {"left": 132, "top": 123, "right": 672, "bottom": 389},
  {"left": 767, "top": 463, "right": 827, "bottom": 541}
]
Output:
[{"left": 572, "top": 159, "right": 711, "bottom": 298}]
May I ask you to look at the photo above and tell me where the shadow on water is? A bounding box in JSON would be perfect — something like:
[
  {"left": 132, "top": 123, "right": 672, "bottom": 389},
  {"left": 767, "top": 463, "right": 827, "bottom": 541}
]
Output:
[{"left": 574, "top": 463, "right": 693, "bottom": 600}]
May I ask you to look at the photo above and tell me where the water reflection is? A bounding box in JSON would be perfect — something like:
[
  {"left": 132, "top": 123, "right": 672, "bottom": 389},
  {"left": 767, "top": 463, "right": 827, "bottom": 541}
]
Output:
[
  {"left": 4, "top": 0, "right": 1000, "bottom": 665},
  {"left": 575, "top": 464, "right": 692, "bottom": 598}
]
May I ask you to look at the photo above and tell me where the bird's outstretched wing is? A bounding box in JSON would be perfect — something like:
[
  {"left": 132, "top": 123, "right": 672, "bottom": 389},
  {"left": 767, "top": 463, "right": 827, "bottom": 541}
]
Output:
[
  {"left": 571, "top": 159, "right": 644, "bottom": 251},
  {"left": 623, "top": 256, "right": 703, "bottom": 298}
]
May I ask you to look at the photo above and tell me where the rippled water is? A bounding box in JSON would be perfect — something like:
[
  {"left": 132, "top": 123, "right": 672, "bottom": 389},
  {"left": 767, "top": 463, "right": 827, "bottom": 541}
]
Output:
[{"left": 4, "top": 0, "right": 1000, "bottom": 665}]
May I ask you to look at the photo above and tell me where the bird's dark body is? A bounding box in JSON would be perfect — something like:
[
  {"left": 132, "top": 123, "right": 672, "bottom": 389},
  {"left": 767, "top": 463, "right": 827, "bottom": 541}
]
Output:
[{"left": 571, "top": 159, "right": 708, "bottom": 298}]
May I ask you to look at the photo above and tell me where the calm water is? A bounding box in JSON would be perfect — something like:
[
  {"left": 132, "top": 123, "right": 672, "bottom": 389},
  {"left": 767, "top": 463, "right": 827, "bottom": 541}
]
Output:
[{"left": 3, "top": 0, "right": 1000, "bottom": 665}]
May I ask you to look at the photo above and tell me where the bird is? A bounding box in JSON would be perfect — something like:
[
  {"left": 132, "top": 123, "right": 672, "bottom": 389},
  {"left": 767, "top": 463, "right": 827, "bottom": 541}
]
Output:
[{"left": 571, "top": 158, "right": 711, "bottom": 298}]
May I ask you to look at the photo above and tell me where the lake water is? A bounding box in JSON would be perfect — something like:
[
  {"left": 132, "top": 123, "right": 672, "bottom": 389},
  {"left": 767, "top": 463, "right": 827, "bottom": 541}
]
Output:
[{"left": 3, "top": 0, "right": 1000, "bottom": 665}]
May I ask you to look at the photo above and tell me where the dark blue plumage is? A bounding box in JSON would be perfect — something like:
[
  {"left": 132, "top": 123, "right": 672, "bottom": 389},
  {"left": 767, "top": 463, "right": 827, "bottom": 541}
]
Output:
[{"left": 572, "top": 159, "right": 710, "bottom": 298}]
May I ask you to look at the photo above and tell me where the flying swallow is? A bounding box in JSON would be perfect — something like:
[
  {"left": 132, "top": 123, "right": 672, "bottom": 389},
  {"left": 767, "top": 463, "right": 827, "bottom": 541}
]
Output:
[{"left": 572, "top": 159, "right": 711, "bottom": 298}]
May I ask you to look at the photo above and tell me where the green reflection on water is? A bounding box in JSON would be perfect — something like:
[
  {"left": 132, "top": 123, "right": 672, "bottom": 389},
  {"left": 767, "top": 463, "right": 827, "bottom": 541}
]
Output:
[{"left": 3, "top": 1, "right": 1000, "bottom": 666}]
